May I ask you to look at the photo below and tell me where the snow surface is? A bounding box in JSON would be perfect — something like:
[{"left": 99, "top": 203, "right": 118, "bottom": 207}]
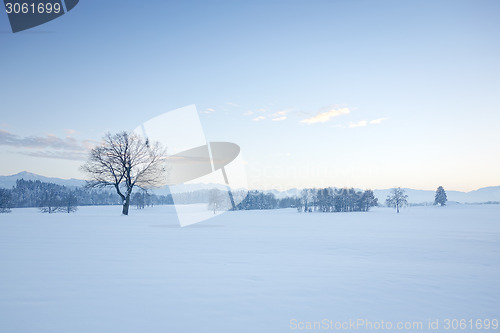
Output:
[{"left": 1, "top": 205, "right": 499, "bottom": 332}]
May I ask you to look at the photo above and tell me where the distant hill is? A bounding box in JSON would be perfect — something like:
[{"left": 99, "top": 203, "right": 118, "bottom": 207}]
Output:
[
  {"left": 267, "top": 187, "right": 500, "bottom": 204},
  {"left": 266, "top": 187, "right": 500, "bottom": 204},
  {"left": 373, "top": 187, "right": 500, "bottom": 204},
  {"left": 1, "top": 171, "right": 499, "bottom": 204},
  {"left": 0, "top": 171, "right": 86, "bottom": 189},
  {"left": 263, "top": 188, "right": 301, "bottom": 199}
]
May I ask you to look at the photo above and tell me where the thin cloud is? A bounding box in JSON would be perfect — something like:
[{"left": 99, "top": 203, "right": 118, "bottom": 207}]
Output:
[
  {"left": 20, "top": 150, "right": 88, "bottom": 161},
  {"left": 0, "top": 130, "right": 83, "bottom": 150},
  {"left": 348, "top": 120, "right": 368, "bottom": 128},
  {"left": 203, "top": 108, "right": 216, "bottom": 114},
  {"left": 0, "top": 129, "right": 96, "bottom": 161},
  {"left": 244, "top": 108, "right": 266, "bottom": 116},
  {"left": 247, "top": 107, "right": 292, "bottom": 122},
  {"left": 301, "top": 107, "right": 350, "bottom": 124},
  {"left": 271, "top": 116, "right": 287, "bottom": 121},
  {"left": 370, "top": 117, "right": 387, "bottom": 124},
  {"left": 271, "top": 108, "right": 292, "bottom": 118},
  {"left": 226, "top": 102, "right": 239, "bottom": 107},
  {"left": 252, "top": 116, "right": 266, "bottom": 121}
]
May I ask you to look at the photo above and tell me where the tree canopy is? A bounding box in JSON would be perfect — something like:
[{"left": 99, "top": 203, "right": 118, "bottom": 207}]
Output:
[
  {"left": 386, "top": 187, "right": 408, "bottom": 213},
  {"left": 81, "top": 132, "right": 167, "bottom": 215},
  {"left": 434, "top": 186, "right": 447, "bottom": 206}
]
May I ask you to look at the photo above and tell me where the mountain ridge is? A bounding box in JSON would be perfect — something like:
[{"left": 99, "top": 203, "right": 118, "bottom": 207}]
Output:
[{"left": 0, "top": 171, "right": 86, "bottom": 189}]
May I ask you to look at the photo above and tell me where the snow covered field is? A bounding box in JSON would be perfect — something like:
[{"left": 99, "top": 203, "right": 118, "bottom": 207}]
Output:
[{"left": 1, "top": 205, "right": 499, "bottom": 332}]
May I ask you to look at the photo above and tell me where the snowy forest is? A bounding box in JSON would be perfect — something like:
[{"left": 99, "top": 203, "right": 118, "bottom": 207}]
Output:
[
  {"left": 0, "top": 179, "right": 172, "bottom": 213},
  {"left": 0, "top": 179, "right": 386, "bottom": 214},
  {"left": 295, "top": 188, "right": 378, "bottom": 213}
]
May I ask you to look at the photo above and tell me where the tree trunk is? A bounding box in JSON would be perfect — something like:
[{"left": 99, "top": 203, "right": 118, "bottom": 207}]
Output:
[
  {"left": 122, "top": 195, "right": 130, "bottom": 215},
  {"left": 396, "top": 204, "right": 400, "bottom": 213}
]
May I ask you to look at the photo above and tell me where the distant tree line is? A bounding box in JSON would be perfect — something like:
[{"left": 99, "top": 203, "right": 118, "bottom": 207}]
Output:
[
  {"left": 0, "top": 179, "right": 173, "bottom": 213},
  {"left": 5, "top": 179, "right": 459, "bottom": 216},
  {"left": 297, "top": 188, "right": 378, "bottom": 213},
  {"left": 0, "top": 180, "right": 384, "bottom": 214},
  {"left": 235, "top": 190, "right": 282, "bottom": 210},
  {"left": 206, "top": 189, "right": 286, "bottom": 212},
  {"left": 207, "top": 187, "right": 378, "bottom": 213}
]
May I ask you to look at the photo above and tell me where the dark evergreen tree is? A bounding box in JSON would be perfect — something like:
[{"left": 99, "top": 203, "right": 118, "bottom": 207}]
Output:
[
  {"left": 294, "top": 187, "right": 377, "bottom": 213},
  {"left": 300, "top": 189, "right": 310, "bottom": 212},
  {"left": 358, "top": 190, "right": 378, "bottom": 212},
  {"left": 235, "top": 191, "right": 278, "bottom": 210},
  {"left": 434, "top": 186, "right": 447, "bottom": 206},
  {"left": 132, "top": 191, "right": 146, "bottom": 209},
  {"left": 278, "top": 196, "right": 299, "bottom": 209},
  {"left": 296, "top": 197, "right": 303, "bottom": 212},
  {"left": 0, "top": 188, "right": 12, "bottom": 213}
]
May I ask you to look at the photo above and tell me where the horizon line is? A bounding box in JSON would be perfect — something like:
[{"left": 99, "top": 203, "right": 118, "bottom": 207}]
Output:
[{"left": 1, "top": 170, "right": 499, "bottom": 194}]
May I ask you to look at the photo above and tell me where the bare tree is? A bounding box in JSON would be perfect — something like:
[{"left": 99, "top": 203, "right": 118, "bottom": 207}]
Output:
[
  {"left": 39, "top": 190, "right": 78, "bottom": 214},
  {"left": 208, "top": 189, "right": 224, "bottom": 214},
  {"left": 39, "top": 188, "right": 62, "bottom": 213},
  {"left": 63, "top": 191, "right": 78, "bottom": 213},
  {"left": 81, "top": 132, "right": 167, "bottom": 215},
  {"left": 386, "top": 187, "right": 408, "bottom": 213}
]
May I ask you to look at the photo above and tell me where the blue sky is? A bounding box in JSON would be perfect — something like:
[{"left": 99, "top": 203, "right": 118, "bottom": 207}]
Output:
[{"left": 1, "top": 0, "right": 499, "bottom": 191}]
